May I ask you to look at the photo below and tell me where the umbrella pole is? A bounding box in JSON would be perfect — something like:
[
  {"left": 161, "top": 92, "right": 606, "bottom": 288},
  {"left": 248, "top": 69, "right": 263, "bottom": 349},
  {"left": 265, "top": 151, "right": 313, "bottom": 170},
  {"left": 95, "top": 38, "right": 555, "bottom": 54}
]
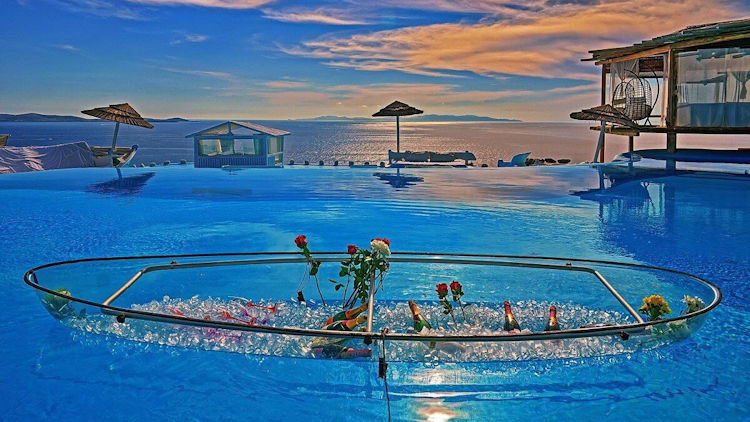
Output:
[
  {"left": 593, "top": 122, "right": 605, "bottom": 163},
  {"left": 396, "top": 116, "right": 400, "bottom": 153},
  {"left": 109, "top": 122, "right": 120, "bottom": 167}
]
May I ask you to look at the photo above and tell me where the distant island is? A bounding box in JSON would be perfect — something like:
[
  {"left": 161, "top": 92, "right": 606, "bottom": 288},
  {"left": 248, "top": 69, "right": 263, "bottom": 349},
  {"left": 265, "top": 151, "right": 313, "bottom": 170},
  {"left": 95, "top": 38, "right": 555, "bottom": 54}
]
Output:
[
  {"left": 0, "top": 113, "right": 189, "bottom": 123},
  {"left": 146, "top": 117, "right": 189, "bottom": 123},
  {"left": 301, "top": 114, "right": 520, "bottom": 122},
  {"left": 0, "top": 113, "right": 90, "bottom": 122}
]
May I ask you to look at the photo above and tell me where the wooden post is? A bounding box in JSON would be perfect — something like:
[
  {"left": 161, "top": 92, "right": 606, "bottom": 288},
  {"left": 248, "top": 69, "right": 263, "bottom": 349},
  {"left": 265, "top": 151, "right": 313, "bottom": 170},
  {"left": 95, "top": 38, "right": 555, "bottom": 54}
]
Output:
[
  {"left": 628, "top": 136, "right": 634, "bottom": 154},
  {"left": 601, "top": 64, "right": 608, "bottom": 105},
  {"left": 666, "top": 48, "right": 678, "bottom": 129},
  {"left": 667, "top": 132, "right": 677, "bottom": 153}
]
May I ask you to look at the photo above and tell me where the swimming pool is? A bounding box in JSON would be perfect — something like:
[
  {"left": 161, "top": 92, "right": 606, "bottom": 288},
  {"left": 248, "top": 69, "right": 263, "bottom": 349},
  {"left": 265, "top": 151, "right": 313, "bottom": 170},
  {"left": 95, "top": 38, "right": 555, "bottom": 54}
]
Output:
[{"left": 2, "top": 163, "right": 748, "bottom": 420}]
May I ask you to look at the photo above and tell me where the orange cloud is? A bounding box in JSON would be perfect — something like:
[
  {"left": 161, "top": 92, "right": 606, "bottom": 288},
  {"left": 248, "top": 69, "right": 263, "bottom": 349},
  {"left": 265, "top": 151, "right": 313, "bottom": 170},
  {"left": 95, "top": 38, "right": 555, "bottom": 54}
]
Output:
[
  {"left": 285, "top": 0, "right": 745, "bottom": 79},
  {"left": 262, "top": 8, "right": 368, "bottom": 25}
]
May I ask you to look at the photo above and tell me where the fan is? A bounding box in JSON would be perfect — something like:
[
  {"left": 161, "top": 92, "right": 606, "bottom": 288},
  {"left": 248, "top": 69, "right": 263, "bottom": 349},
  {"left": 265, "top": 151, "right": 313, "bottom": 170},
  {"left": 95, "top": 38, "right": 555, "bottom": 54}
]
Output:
[{"left": 612, "top": 69, "right": 655, "bottom": 123}]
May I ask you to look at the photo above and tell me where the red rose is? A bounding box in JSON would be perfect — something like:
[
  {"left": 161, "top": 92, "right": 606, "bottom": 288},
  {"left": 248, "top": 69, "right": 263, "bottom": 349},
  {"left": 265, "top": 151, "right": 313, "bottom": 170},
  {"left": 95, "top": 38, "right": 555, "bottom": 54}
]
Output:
[
  {"left": 294, "top": 235, "right": 307, "bottom": 249},
  {"left": 436, "top": 283, "right": 448, "bottom": 298},
  {"left": 382, "top": 238, "right": 390, "bottom": 246},
  {"left": 450, "top": 280, "right": 462, "bottom": 293},
  {"left": 347, "top": 244, "right": 357, "bottom": 254}
]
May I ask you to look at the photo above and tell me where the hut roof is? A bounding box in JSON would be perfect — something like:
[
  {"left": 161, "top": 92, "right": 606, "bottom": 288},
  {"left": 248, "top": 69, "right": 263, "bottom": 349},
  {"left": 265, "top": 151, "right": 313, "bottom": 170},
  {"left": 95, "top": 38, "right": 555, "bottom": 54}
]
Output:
[
  {"left": 586, "top": 18, "right": 750, "bottom": 64},
  {"left": 186, "top": 121, "right": 290, "bottom": 138},
  {"left": 81, "top": 103, "right": 153, "bottom": 128}
]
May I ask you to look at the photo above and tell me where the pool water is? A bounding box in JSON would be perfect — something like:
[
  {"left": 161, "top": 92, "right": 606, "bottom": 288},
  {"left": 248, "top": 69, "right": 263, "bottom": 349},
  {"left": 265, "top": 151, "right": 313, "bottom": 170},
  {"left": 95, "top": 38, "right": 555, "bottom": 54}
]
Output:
[{"left": 1, "top": 163, "right": 749, "bottom": 420}]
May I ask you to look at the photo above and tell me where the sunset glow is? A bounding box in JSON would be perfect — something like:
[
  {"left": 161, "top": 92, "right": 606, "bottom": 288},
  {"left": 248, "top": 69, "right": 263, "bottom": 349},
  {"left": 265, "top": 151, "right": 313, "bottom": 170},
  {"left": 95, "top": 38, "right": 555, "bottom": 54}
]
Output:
[{"left": 2, "top": 0, "right": 748, "bottom": 120}]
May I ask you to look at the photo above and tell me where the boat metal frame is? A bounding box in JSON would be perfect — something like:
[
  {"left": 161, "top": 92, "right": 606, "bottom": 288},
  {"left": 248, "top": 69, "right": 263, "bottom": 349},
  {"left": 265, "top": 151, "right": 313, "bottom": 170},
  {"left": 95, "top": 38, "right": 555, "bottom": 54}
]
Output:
[{"left": 24, "top": 252, "right": 721, "bottom": 344}]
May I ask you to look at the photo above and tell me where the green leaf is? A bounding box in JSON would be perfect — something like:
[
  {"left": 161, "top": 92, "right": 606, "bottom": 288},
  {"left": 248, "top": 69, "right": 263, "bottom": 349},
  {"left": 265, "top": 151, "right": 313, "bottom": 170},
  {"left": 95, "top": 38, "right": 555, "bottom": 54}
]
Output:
[
  {"left": 339, "top": 269, "right": 348, "bottom": 277},
  {"left": 334, "top": 285, "right": 342, "bottom": 291}
]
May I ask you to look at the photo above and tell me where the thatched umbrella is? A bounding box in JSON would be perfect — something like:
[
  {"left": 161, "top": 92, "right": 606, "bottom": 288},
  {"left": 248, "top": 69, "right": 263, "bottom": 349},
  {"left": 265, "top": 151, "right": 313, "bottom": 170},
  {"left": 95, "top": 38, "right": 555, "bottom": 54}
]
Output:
[
  {"left": 372, "top": 101, "right": 423, "bottom": 153},
  {"left": 81, "top": 103, "right": 153, "bottom": 165},
  {"left": 570, "top": 104, "right": 639, "bottom": 129},
  {"left": 571, "top": 104, "right": 640, "bottom": 163}
]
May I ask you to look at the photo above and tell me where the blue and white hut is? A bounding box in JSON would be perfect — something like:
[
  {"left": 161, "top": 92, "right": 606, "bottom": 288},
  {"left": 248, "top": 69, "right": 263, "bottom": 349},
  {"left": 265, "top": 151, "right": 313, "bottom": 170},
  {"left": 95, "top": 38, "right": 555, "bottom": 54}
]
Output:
[{"left": 187, "top": 121, "right": 290, "bottom": 168}]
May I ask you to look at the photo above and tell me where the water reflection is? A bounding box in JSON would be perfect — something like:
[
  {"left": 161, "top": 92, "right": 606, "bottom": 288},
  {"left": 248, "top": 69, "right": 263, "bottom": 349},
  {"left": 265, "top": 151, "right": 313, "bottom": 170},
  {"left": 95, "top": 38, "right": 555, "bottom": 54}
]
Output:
[
  {"left": 86, "top": 168, "right": 155, "bottom": 196},
  {"left": 374, "top": 169, "right": 424, "bottom": 189},
  {"left": 574, "top": 163, "right": 750, "bottom": 310},
  {"left": 413, "top": 399, "right": 462, "bottom": 421}
]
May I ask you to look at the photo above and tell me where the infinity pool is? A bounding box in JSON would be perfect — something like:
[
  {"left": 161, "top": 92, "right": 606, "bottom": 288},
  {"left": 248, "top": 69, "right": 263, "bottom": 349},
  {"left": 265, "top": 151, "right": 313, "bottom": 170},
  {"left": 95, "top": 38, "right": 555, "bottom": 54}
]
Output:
[{"left": 2, "top": 163, "right": 748, "bottom": 420}]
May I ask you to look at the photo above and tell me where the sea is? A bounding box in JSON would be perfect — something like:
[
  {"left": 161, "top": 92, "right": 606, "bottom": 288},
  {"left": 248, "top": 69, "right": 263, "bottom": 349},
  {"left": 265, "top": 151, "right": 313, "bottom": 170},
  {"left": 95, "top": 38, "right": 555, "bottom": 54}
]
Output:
[{"left": 1, "top": 120, "right": 747, "bottom": 166}]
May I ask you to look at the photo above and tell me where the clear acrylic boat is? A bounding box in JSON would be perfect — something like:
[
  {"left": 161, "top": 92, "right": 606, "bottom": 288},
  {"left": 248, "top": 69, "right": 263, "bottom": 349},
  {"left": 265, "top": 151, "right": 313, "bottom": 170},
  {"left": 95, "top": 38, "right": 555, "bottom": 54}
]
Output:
[{"left": 25, "top": 252, "right": 720, "bottom": 363}]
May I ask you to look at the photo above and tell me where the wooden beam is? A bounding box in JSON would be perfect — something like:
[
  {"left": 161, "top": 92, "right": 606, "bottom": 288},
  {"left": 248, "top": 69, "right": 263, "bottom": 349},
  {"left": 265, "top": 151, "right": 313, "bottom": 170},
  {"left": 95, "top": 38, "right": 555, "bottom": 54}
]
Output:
[
  {"left": 593, "top": 32, "right": 750, "bottom": 65},
  {"left": 595, "top": 47, "right": 669, "bottom": 65},
  {"left": 589, "top": 126, "right": 641, "bottom": 137},
  {"left": 590, "top": 125, "right": 750, "bottom": 135},
  {"left": 600, "top": 66, "right": 607, "bottom": 105}
]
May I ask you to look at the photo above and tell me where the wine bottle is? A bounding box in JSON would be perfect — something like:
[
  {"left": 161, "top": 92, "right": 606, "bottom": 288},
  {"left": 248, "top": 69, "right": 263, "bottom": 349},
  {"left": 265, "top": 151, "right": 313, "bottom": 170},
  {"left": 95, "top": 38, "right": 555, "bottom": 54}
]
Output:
[
  {"left": 544, "top": 305, "right": 561, "bottom": 331},
  {"left": 324, "top": 301, "right": 369, "bottom": 326},
  {"left": 408, "top": 300, "right": 432, "bottom": 332},
  {"left": 503, "top": 300, "right": 521, "bottom": 331},
  {"left": 322, "top": 315, "right": 367, "bottom": 331}
]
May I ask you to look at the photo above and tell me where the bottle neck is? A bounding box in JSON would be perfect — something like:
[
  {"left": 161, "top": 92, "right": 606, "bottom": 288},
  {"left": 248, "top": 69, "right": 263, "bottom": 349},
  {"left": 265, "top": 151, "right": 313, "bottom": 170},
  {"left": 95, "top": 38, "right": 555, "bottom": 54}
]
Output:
[{"left": 504, "top": 302, "right": 514, "bottom": 318}]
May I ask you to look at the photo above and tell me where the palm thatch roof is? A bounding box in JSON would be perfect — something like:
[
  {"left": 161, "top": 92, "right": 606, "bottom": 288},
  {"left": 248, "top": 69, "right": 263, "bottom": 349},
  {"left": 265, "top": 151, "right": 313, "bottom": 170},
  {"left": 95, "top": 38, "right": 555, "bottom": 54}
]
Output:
[
  {"left": 570, "top": 104, "right": 640, "bottom": 129},
  {"left": 81, "top": 103, "right": 153, "bottom": 128},
  {"left": 372, "top": 101, "right": 423, "bottom": 117}
]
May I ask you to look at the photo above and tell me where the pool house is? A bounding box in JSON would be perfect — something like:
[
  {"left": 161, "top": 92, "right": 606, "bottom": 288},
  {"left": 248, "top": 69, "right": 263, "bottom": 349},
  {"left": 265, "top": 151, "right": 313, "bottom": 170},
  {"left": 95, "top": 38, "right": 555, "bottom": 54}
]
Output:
[
  {"left": 576, "top": 19, "right": 750, "bottom": 164},
  {"left": 188, "top": 121, "right": 290, "bottom": 168}
]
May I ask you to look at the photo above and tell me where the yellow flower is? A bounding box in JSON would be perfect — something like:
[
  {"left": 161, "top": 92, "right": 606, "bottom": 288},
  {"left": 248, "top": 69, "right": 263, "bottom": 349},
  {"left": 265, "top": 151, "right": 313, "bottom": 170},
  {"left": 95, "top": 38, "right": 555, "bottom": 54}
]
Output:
[{"left": 638, "top": 294, "right": 671, "bottom": 321}]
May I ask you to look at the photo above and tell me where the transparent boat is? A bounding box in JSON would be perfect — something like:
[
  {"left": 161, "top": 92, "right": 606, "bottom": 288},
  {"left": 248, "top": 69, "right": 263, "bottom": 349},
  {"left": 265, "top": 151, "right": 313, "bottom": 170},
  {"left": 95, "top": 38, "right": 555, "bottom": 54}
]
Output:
[{"left": 25, "top": 252, "right": 721, "bottom": 363}]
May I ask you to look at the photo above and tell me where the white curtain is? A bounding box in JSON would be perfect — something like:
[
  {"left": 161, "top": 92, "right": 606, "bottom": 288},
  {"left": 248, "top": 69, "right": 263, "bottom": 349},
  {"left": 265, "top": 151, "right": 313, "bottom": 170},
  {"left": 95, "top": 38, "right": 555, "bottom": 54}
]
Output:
[
  {"left": 676, "top": 47, "right": 750, "bottom": 127},
  {"left": 610, "top": 59, "right": 639, "bottom": 103}
]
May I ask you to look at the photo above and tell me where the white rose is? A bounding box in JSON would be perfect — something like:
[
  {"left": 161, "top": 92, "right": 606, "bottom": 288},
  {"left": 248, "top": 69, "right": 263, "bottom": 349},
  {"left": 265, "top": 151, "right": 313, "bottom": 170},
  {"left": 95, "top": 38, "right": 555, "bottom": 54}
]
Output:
[{"left": 370, "top": 239, "right": 391, "bottom": 257}]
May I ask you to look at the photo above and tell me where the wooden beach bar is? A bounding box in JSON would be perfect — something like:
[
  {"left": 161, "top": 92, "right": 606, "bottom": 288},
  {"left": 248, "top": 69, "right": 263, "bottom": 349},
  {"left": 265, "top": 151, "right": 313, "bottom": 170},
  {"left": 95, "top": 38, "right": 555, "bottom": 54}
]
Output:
[
  {"left": 188, "top": 121, "right": 290, "bottom": 168},
  {"left": 576, "top": 19, "right": 750, "bottom": 163}
]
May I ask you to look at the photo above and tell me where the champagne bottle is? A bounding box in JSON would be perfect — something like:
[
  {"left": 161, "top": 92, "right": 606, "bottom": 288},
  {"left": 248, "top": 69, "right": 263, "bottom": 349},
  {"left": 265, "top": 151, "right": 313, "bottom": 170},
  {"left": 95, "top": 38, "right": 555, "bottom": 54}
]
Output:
[
  {"left": 322, "top": 315, "right": 367, "bottom": 331},
  {"left": 503, "top": 300, "right": 521, "bottom": 331},
  {"left": 408, "top": 300, "right": 432, "bottom": 332},
  {"left": 324, "top": 301, "right": 369, "bottom": 326},
  {"left": 544, "top": 305, "right": 561, "bottom": 331}
]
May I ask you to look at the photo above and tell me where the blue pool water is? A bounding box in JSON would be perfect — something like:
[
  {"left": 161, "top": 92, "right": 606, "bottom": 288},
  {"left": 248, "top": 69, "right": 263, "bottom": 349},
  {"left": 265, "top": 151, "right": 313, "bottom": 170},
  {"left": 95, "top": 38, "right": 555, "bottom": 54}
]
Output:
[{"left": 1, "top": 163, "right": 749, "bottom": 420}]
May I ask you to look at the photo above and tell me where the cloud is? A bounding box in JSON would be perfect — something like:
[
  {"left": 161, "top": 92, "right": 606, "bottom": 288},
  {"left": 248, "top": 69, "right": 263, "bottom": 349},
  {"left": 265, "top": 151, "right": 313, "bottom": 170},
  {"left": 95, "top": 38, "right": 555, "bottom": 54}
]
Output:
[
  {"left": 48, "top": 0, "right": 144, "bottom": 19},
  {"left": 283, "top": 0, "right": 747, "bottom": 80},
  {"left": 264, "top": 80, "right": 309, "bottom": 88},
  {"left": 54, "top": 44, "right": 79, "bottom": 52},
  {"left": 171, "top": 32, "right": 209, "bottom": 45},
  {"left": 262, "top": 8, "right": 368, "bottom": 25},
  {"left": 250, "top": 82, "right": 597, "bottom": 118},
  {"left": 127, "top": 0, "right": 274, "bottom": 8},
  {"left": 160, "top": 67, "right": 233, "bottom": 80}
]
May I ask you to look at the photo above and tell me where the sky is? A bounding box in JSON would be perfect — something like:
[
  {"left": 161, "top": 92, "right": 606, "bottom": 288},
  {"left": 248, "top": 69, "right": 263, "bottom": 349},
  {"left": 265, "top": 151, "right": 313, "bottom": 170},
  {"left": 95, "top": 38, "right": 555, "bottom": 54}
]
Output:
[{"left": 1, "top": 0, "right": 748, "bottom": 120}]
